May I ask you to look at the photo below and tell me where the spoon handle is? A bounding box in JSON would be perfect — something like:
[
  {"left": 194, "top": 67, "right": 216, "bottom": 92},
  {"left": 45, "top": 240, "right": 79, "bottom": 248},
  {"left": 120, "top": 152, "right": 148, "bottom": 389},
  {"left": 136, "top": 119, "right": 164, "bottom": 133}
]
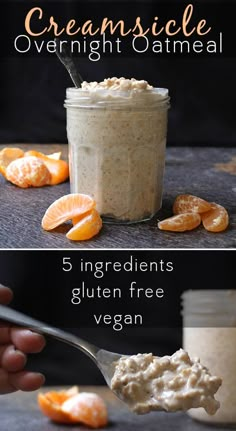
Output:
[
  {"left": 55, "top": 38, "right": 83, "bottom": 88},
  {"left": 0, "top": 304, "right": 98, "bottom": 361}
]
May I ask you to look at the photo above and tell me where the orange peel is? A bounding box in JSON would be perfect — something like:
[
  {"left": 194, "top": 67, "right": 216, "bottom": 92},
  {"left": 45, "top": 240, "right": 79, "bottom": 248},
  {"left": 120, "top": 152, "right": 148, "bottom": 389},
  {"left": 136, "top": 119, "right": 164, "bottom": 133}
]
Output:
[{"left": 24, "top": 150, "right": 69, "bottom": 185}]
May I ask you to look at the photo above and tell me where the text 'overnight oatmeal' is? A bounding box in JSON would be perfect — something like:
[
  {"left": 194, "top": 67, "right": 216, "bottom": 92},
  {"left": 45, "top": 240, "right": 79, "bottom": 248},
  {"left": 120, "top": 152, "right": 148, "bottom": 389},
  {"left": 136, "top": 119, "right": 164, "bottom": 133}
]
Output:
[
  {"left": 111, "top": 349, "right": 222, "bottom": 414},
  {"left": 65, "top": 77, "right": 170, "bottom": 223}
]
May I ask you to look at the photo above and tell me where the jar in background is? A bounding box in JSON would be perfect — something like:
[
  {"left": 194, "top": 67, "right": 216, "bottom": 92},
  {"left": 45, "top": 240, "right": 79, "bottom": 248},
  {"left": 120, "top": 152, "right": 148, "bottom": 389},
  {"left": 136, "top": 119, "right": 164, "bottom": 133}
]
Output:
[
  {"left": 65, "top": 87, "right": 170, "bottom": 223},
  {"left": 182, "top": 289, "right": 236, "bottom": 426}
]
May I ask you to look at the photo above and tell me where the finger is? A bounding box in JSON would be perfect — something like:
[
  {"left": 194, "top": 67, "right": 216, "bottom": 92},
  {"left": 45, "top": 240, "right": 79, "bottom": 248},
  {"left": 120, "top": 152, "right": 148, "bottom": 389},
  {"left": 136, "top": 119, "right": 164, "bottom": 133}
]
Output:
[
  {"left": 0, "top": 327, "right": 46, "bottom": 349},
  {"left": 11, "top": 328, "right": 46, "bottom": 353},
  {"left": 8, "top": 371, "right": 45, "bottom": 392},
  {"left": 0, "top": 369, "right": 16, "bottom": 394},
  {"left": 0, "top": 345, "right": 27, "bottom": 372},
  {"left": 0, "top": 285, "right": 13, "bottom": 305},
  {"left": 0, "top": 327, "right": 11, "bottom": 344}
]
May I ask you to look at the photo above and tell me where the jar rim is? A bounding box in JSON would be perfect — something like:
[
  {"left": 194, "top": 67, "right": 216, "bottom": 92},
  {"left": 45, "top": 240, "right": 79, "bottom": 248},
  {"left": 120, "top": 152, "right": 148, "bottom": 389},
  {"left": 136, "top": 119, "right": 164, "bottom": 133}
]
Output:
[
  {"left": 182, "top": 289, "right": 236, "bottom": 299},
  {"left": 66, "top": 86, "right": 169, "bottom": 94},
  {"left": 64, "top": 86, "right": 170, "bottom": 109}
]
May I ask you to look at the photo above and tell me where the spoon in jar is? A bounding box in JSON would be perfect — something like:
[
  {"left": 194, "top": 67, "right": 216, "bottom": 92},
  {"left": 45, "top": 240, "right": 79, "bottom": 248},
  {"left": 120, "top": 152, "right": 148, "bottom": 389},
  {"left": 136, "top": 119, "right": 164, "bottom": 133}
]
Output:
[
  {"left": 0, "top": 304, "right": 122, "bottom": 389},
  {"left": 55, "top": 38, "right": 83, "bottom": 88}
]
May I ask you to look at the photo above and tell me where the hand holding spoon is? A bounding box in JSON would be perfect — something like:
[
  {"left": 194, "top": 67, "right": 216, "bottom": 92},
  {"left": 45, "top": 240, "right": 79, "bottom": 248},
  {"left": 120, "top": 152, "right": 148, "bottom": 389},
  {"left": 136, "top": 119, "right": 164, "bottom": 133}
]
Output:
[
  {"left": 0, "top": 304, "right": 222, "bottom": 416},
  {"left": 0, "top": 304, "right": 122, "bottom": 389}
]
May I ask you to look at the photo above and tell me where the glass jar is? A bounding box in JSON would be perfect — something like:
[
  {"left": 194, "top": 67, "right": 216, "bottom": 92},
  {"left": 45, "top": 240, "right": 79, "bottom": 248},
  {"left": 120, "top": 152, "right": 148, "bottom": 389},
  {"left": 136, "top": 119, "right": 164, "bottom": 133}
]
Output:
[
  {"left": 182, "top": 289, "right": 236, "bottom": 426},
  {"left": 64, "top": 87, "right": 170, "bottom": 223}
]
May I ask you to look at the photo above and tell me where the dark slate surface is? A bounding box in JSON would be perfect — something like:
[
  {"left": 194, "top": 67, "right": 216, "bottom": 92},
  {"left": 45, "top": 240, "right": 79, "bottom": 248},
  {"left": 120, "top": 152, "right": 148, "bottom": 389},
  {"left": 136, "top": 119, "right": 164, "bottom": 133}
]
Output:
[
  {"left": 0, "top": 145, "right": 235, "bottom": 249},
  {"left": 0, "top": 387, "right": 233, "bottom": 431}
]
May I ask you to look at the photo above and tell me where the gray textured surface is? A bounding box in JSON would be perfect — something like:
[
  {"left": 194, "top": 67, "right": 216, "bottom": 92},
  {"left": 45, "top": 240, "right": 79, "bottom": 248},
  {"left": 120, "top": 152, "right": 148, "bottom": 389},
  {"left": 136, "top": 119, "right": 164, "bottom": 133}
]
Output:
[
  {"left": 0, "top": 145, "right": 235, "bottom": 249},
  {"left": 0, "top": 387, "right": 233, "bottom": 431}
]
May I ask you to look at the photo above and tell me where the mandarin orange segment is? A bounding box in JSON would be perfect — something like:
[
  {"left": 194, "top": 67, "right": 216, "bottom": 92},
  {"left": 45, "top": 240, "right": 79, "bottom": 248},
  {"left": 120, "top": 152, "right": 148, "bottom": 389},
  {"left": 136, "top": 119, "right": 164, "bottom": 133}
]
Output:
[
  {"left": 173, "top": 194, "right": 212, "bottom": 215},
  {"left": 44, "top": 386, "right": 79, "bottom": 404},
  {"left": 201, "top": 203, "right": 229, "bottom": 232},
  {"left": 72, "top": 210, "right": 92, "bottom": 226},
  {"left": 25, "top": 150, "right": 69, "bottom": 185},
  {"left": 38, "top": 388, "right": 108, "bottom": 428},
  {"left": 6, "top": 156, "right": 51, "bottom": 188},
  {"left": 38, "top": 393, "right": 72, "bottom": 423},
  {"left": 38, "top": 387, "right": 79, "bottom": 424},
  {"left": 158, "top": 212, "right": 201, "bottom": 232},
  {"left": 0, "top": 147, "right": 24, "bottom": 177},
  {"left": 42, "top": 193, "right": 96, "bottom": 230},
  {"left": 66, "top": 209, "right": 102, "bottom": 241},
  {"left": 62, "top": 392, "right": 108, "bottom": 428}
]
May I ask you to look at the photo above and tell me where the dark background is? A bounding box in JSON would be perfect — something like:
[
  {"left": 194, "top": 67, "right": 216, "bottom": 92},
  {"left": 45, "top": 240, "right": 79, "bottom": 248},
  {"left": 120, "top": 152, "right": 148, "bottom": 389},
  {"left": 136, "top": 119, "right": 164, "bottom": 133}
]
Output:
[
  {"left": 0, "top": 0, "right": 235, "bottom": 146},
  {"left": 0, "top": 250, "right": 234, "bottom": 385}
]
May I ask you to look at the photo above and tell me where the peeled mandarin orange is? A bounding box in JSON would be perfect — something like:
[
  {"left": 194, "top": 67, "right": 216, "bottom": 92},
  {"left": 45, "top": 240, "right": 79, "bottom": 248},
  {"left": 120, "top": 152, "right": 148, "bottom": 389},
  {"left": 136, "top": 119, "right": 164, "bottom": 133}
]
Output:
[
  {"left": 62, "top": 392, "right": 108, "bottom": 428},
  {"left": 158, "top": 212, "right": 201, "bottom": 232},
  {"left": 201, "top": 203, "right": 229, "bottom": 232},
  {"left": 38, "top": 387, "right": 79, "bottom": 424},
  {"left": 42, "top": 193, "right": 96, "bottom": 230},
  {"left": 66, "top": 209, "right": 102, "bottom": 241},
  {"left": 6, "top": 156, "right": 51, "bottom": 188},
  {"left": 25, "top": 150, "right": 69, "bottom": 185},
  {"left": 173, "top": 194, "right": 212, "bottom": 214},
  {"left": 0, "top": 147, "right": 24, "bottom": 177}
]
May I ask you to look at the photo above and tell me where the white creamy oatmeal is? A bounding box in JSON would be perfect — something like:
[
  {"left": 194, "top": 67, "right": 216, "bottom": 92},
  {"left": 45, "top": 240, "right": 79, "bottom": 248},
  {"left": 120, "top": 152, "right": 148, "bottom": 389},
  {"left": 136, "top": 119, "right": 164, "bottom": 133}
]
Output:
[
  {"left": 111, "top": 349, "right": 222, "bottom": 415},
  {"left": 65, "top": 77, "right": 169, "bottom": 222},
  {"left": 81, "top": 77, "right": 153, "bottom": 91}
]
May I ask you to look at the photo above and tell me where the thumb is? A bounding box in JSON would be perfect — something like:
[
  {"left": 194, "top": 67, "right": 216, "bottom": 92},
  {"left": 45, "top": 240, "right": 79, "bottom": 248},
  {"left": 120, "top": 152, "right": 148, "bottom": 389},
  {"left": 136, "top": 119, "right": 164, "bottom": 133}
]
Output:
[{"left": 0, "top": 284, "right": 13, "bottom": 305}]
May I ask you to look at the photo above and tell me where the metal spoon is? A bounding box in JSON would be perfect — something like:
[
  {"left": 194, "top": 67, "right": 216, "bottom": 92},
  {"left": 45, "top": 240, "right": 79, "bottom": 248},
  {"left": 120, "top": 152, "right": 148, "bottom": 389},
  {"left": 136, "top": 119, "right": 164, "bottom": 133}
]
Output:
[
  {"left": 0, "top": 304, "right": 122, "bottom": 389},
  {"left": 55, "top": 38, "right": 83, "bottom": 88}
]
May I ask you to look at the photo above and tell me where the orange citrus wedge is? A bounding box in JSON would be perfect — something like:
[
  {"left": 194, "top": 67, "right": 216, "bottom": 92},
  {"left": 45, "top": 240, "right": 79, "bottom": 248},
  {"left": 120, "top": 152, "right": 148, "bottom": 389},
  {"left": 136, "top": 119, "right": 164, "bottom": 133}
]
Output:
[
  {"left": 67, "top": 209, "right": 102, "bottom": 241},
  {"left": 25, "top": 150, "right": 69, "bottom": 185},
  {"left": 62, "top": 392, "right": 108, "bottom": 428},
  {"left": 201, "top": 202, "right": 229, "bottom": 232},
  {"left": 173, "top": 194, "right": 212, "bottom": 215},
  {"left": 0, "top": 147, "right": 24, "bottom": 177},
  {"left": 158, "top": 212, "right": 201, "bottom": 232},
  {"left": 42, "top": 193, "right": 96, "bottom": 230},
  {"left": 38, "top": 387, "right": 79, "bottom": 424},
  {"left": 38, "top": 388, "right": 108, "bottom": 428}
]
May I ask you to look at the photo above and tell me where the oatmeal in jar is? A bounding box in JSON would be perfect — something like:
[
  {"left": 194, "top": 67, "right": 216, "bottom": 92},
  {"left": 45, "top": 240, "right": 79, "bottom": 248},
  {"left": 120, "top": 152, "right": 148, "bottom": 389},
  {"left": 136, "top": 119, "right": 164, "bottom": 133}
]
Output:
[
  {"left": 182, "top": 289, "right": 236, "bottom": 425},
  {"left": 65, "top": 77, "right": 170, "bottom": 223}
]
